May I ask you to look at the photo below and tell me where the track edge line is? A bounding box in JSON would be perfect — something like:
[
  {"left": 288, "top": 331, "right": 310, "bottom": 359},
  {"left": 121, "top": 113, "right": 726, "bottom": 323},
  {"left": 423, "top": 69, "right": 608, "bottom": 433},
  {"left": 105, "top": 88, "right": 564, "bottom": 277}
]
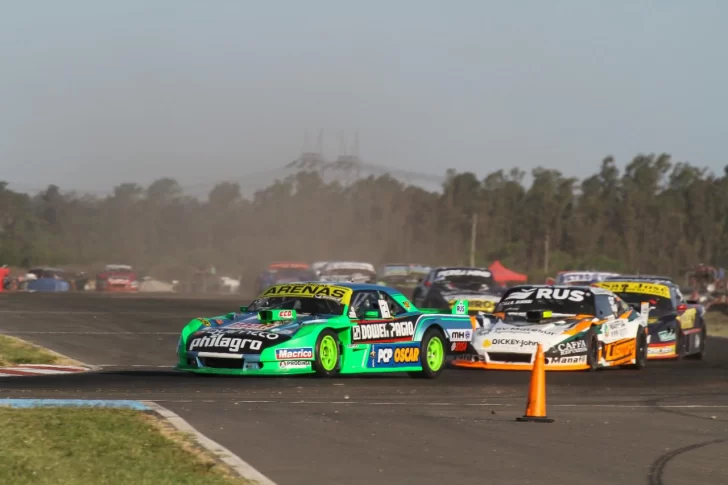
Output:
[
  {"left": 0, "top": 332, "right": 101, "bottom": 372},
  {"left": 140, "top": 400, "right": 278, "bottom": 485}
]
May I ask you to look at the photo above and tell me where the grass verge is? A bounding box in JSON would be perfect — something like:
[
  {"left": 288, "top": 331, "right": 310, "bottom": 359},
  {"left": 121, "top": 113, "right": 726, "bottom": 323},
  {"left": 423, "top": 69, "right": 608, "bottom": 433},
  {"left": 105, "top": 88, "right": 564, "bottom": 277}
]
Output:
[
  {"left": 0, "top": 407, "right": 254, "bottom": 485},
  {"left": 0, "top": 334, "right": 81, "bottom": 367},
  {"left": 706, "top": 311, "right": 728, "bottom": 338}
]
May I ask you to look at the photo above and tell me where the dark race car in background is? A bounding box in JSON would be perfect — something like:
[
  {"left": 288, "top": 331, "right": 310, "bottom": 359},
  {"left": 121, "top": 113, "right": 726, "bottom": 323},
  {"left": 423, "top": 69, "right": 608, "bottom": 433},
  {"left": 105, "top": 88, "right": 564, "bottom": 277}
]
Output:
[
  {"left": 594, "top": 277, "right": 706, "bottom": 360},
  {"left": 376, "top": 263, "right": 431, "bottom": 292},
  {"left": 550, "top": 270, "right": 620, "bottom": 286},
  {"left": 412, "top": 267, "right": 504, "bottom": 315},
  {"left": 255, "top": 262, "right": 316, "bottom": 294}
]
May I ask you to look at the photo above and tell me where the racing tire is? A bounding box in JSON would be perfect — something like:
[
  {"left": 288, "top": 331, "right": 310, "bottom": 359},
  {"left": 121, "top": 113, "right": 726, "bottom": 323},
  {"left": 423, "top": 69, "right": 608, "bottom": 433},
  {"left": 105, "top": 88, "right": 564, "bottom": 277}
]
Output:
[
  {"left": 625, "top": 330, "right": 647, "bottom": 370},
  {"left": 312, "top": 329, "right": 341, "bottom": 377},
  {"left": 684, "top": 325, "right": 706, "bottom": 360},
  {"left": 674, "top": 329, "right": 683, "bottom": 360},
  {"left": 585, "top": 330, "right": 599, "bottom": 372},
  {"left": 408, "top": 328, "right": 447, "bottom": 379}
]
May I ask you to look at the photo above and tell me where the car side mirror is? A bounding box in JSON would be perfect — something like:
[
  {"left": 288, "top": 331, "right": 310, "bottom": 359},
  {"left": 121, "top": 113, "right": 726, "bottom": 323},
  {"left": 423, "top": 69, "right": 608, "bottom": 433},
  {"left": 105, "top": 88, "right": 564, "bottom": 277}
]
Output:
[
  {"left": 363, "top": 310, "right": 379, "bottom": 319},
  {"left": 239, "top": 306, "right": 248, "bottom": 313}
]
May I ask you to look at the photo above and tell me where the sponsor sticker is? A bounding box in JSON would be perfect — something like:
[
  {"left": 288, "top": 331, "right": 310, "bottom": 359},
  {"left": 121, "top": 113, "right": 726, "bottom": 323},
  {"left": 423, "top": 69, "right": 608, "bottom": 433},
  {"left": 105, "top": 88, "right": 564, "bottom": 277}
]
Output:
[
  {"left": 506, "top": 288, "right": 587, "bottom": 302},
  {"left": 603, "top": 321, "right": 628, "bottom": 339},
  {"left": 596, "top": 281, "right": 670, "bottom": 299},
  {"left": 556, "top": 340, "right": 587, "bottom": 356},
  {"left": 227, "top": 322, "right": 284, "bottom": 330},
  {"left": 505, "top": 289, "right": 537, "bottom": 300},
  {"left": 604, "top": 339, "right": 636, "bottom": 360},
  {"left": 367, "top": 343, "right": 421, "bottom": 368},
  {"left": 199, "top": 318, "right": 211, "bottom": 327},
  {"left": 451, "top": 342, "right": 468, "bottom": 352},
  {"left": 487, "top": 338, "right": 540, "bottom": 348},
  {"left": 468, "top": 300, "right": 495, "bottom": 311},
  {"left": 279, "top": 310, "right": 293, "bottom": 318},
  {"left": 447, "top": 329, "right": 472, "bottom": 342},
  {"left": 262, "top": 283, "right": 351, "bottom": 303},
  {"left": 436, "top": 269, "right": 491, "bottom": 278},
  {"left": 491, "top": 326, "right": 556, "bottom": 335},
  {"left": 189, "top": 332, "right": 263, "bottom": 353},
  {"left": 352, "top": 320, "right": 415, "bottom": 342},
  {"left": 648, "top": 345, "right": 675, "bottom": 355},
  {"left": 278, "top": 360, "right": 311, "bottom": 369},
  {"left": 548, "top": 355, "right": 587, "bottom": 364},
  {"left": 275, "top": 348, "right": 313, "bottom": 360}
]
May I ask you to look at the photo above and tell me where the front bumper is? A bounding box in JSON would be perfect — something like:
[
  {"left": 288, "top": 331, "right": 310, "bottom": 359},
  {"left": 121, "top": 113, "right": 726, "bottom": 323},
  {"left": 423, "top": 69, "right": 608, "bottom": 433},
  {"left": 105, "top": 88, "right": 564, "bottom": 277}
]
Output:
[
  {"left": 451, "top": 354, "right": 590, "bottom": 371},
  {"left": 176, "top": 352, "right": 315, "bottom": 376}
]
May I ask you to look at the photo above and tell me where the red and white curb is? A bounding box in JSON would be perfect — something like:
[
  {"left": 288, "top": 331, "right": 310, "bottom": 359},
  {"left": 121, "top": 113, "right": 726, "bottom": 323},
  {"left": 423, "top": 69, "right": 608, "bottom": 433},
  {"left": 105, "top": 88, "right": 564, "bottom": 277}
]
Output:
[{"left": 0, "top": 364, "right": 90, "bottom": 377}]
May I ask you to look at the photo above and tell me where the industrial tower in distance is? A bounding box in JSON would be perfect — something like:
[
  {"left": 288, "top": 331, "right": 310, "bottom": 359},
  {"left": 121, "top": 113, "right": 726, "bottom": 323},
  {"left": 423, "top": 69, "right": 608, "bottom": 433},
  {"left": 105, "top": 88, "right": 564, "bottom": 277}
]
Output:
[{"left": 286, "top": 129, "right": 443, "bottom": 190}]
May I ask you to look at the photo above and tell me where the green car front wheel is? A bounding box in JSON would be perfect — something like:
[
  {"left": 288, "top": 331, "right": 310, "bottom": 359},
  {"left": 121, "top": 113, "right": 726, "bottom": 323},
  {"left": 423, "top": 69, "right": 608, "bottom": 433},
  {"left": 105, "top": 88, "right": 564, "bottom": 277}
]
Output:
[{"left": 313, "top": 329, "right": 341, "bottom": 377}]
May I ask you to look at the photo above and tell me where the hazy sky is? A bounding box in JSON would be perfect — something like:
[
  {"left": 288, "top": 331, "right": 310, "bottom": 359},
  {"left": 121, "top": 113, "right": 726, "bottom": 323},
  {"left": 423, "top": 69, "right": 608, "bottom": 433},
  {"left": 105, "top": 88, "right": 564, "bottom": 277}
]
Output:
[{"left": 1, "top": 1, "right": 725, "bottom": 195}]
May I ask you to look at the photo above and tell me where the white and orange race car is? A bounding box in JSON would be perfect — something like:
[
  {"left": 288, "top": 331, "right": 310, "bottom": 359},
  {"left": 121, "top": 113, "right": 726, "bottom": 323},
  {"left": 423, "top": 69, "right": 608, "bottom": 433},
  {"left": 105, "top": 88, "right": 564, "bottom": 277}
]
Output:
[{"left": 452, "top": 285, "right": 649, "bottom": 371}]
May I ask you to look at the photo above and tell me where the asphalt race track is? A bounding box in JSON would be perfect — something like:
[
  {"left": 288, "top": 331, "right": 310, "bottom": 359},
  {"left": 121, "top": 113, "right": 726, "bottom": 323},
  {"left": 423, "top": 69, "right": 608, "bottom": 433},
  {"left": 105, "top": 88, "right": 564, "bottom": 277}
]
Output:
[{"left": 1, "top": 293, "right": 727, "bottom": 485}]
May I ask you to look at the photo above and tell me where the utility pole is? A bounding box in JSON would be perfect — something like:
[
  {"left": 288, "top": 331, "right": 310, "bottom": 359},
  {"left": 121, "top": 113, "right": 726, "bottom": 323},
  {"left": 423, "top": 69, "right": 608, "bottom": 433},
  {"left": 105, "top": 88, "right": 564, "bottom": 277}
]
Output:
[
  {"left": 469, "top": 213, "right": 478, "bottom": 267},
  {"left": 544, "top": 232, "right": 550, "bottom": 276}
]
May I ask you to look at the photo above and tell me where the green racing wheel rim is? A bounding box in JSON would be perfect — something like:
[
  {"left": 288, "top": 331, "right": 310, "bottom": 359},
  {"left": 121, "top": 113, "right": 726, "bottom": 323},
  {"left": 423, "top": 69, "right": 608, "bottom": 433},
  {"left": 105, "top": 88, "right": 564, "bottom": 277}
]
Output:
[
  {"left": 427, "top": 336, "right": 444, "bottom": 372},
  {"left": 319, "top": 335, "right": 338, "bottom": 371}
]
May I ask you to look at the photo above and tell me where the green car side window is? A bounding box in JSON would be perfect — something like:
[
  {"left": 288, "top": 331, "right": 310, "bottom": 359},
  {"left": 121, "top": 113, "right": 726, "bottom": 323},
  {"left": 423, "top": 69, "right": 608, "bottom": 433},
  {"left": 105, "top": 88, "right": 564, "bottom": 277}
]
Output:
[{"left": 379, "top": 291, "right": 407, "bottom": 317}]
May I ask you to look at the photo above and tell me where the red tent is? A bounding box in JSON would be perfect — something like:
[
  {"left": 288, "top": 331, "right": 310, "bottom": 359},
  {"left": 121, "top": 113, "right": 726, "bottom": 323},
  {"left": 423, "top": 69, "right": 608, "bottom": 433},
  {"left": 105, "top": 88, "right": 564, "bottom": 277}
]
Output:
[{"left": 488, "top": 260, "right": 528, "bottom": 285}]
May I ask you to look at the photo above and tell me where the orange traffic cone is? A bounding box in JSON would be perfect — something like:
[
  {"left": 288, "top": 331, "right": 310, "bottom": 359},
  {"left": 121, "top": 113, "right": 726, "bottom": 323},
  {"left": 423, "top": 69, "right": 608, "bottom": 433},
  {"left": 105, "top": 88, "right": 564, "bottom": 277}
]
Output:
[{"left": 516, "top": 344, "right": 554, "bottom": 423}]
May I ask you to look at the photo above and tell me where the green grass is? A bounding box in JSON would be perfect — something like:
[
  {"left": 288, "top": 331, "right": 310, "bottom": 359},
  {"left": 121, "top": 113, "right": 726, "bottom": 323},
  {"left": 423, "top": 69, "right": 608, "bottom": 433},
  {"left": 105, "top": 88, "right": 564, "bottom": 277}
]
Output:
[
  {"left": 0, "top": 334, "right": 79, "bottom": 366},
  {"left": 706, "top": 311, "right": 728, "bottom": 338},
  {"left": 0, "top": 408, "right": 254, "bottom": 485}
]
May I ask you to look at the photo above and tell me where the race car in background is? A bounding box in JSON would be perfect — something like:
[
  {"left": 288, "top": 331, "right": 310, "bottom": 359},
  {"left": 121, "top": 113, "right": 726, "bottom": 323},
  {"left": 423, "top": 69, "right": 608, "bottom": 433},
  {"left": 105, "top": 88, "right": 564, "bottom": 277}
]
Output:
[
  {"left": 318, "top": 261, "right": 377, "bottom": 284},
  {"left": 255, "top": 262, "right": 316, "bottom": 294},
  {"left": 594, "top": 277, "right": 706, "bottom": 360},
  {"left": 96, "top": 264, "right": 139, "bottom": 292},
  {"left": 453, "top": 284, "right": 648, "bottom": 371},
  {"left": 311, "top": 261, "right": 330, "bottom": 278},
  {"left": 549, "top": 270, "right": 620, "bottom": 286},
  {"left": 175, "top": 282, "right": 476, "bottom": 378},
  {"left": 412, "top": 267, "right": 503, "bottom": 314},
  {"left": 376, "top": 263, "right": 431, "bottom": 290}
]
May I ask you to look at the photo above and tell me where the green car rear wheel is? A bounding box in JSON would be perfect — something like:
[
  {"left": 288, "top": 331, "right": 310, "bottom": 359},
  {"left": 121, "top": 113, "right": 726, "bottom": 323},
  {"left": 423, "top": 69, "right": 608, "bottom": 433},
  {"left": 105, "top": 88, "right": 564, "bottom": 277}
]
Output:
[{"left": 408, "top": 328, "right": 446, "bottom": 379}]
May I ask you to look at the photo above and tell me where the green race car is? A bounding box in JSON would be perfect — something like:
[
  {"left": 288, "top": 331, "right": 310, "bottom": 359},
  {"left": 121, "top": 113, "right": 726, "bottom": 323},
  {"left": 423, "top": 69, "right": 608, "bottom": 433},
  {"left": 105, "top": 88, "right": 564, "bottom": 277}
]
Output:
[{"left": 175, "top": 282, "right": 475, "bottom": 378}]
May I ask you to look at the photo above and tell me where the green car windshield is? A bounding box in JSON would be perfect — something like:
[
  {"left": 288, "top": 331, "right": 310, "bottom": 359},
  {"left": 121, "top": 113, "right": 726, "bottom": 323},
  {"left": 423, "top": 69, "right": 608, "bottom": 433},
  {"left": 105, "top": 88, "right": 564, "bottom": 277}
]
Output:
[{"left": 247, "top": 296, "right": 345, "bottom": 316}]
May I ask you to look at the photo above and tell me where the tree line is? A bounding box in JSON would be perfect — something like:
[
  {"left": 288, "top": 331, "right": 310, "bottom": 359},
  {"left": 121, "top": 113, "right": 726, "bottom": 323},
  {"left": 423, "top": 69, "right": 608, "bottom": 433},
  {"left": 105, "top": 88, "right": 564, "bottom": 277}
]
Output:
[{"left": 1, "top": 153, "right": 727, "bottom": 283}]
